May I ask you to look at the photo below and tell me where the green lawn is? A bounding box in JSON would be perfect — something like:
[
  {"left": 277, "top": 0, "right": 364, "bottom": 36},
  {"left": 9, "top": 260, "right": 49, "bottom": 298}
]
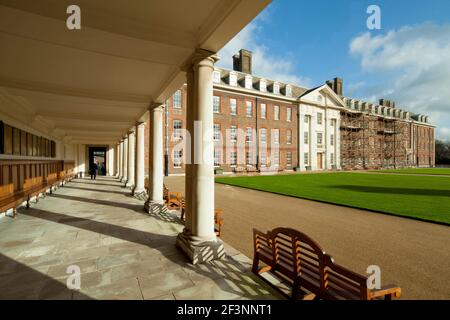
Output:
[
  {"left": 215, "top": 172, "right": 450, "bottom": 225},
  {"left": 369, "top": 168, "right": 450, "bottom": 176}
]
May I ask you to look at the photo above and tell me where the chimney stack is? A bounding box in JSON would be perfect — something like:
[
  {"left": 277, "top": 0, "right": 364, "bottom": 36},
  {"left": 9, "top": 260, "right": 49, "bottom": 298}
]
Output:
[
  {"left": 232, "top": 49, "right": 253, "bottom": 74},
  {"left": 379, "top": 99, "right": 396, "bottom": 108},
  {"left": 326, "top": 77, "right": 343, "bottom": 96}
]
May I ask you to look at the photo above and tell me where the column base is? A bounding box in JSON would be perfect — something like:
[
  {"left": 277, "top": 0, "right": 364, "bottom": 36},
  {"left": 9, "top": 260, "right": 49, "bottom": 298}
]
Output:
[
  {"left": 144, "top": 200, "right": 166, "bottom": 215},
  {"left": 176, "top": 232, "right": 225, "bottom": 265},
  {"left": 133, "top": 189, "right": 147, "bottom": 201},
  {"left": 125, "top": 182, "right": 134, "bottom": 189}
]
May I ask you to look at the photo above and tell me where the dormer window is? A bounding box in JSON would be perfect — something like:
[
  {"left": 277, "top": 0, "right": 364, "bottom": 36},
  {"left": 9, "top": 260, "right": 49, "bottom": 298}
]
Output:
[
  {"left": 245, "top": 75, "right": 253, "bottom": 89},
  {"left": 259, "top": 79, "right": 267, "bottom": 92},
  {"left": 285, "top": 85, "right": 292, "bottom": 97},
  {"left": 273, "top": 82, "right": 280, "bottom": 95},
  {"left": 213, "top": 70, "right": 221, "bottom": 84},
  {"left": 229, "top": 72, "right": 237, "bottom": 86}
]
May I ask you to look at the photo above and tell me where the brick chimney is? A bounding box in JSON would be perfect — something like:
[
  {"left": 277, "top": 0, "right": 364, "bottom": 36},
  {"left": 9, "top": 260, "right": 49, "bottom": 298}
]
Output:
[
  {"left": 326, "top": 77, "right": 343, "bottom": 96},
  {"left": 232, "top": 49, "right": 253, "bottom": 74}
]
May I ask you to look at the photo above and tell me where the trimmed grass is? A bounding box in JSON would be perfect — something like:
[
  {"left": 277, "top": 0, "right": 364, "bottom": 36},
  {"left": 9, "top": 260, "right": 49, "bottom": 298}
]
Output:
[
  {"left": 369, "top": 168, "right": 450, "bottom": 176},
  {"left": 215, "top": 172, "right": 450, "bottom": 225}
]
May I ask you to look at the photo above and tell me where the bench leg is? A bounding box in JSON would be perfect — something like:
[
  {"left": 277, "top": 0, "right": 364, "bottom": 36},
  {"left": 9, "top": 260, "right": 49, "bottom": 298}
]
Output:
[
  {"left": 26, "top": 197, "right": 30, "bottom": 209},
  {"left": 252, "top": 256, "right": 260, "bottom": 274}
]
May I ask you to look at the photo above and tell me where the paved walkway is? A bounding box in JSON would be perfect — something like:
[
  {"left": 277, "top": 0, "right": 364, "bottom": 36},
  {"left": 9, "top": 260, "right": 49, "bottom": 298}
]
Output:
[
  {"left": 164, "top": 176, "right": 450, "bottom": 300},
  {"left": 0, "top": 177, "right": 280, "bottom": 300}
]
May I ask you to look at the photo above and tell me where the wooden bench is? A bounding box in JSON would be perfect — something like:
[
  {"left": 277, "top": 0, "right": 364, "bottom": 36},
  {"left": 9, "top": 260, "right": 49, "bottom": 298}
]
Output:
[
  {"left": 24, "top": 177, "right": 49, "bottom": 208},
  {"left": 167, "top": 191, "right": 182, "bottom": 210},
  {"left": 252, "top": 227, "right": 402, "bottom": 300},
  {"left": 179, "top": 198, "right": 223, "bottom": 237},
  {"left": 0, "top": 183, "right": 27, "bottom": 218}
]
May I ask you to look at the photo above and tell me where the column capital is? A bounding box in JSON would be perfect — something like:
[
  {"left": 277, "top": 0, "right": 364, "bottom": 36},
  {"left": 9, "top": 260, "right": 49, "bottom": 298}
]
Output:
[
  {"left": 136, "top": 121, "right": 146, "bottom": 128},
  {"left": 181, "top": 48, "right": 220, "bottom": 72},
  {"left": 149, "top": 103, "right": 165, "bottom": 113}
]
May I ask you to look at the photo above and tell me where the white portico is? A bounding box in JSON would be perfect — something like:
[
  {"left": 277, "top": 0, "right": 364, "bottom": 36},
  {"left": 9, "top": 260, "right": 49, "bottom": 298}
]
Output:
[{"left": 297, "top": 85, "right": 344, "bottom": 171}]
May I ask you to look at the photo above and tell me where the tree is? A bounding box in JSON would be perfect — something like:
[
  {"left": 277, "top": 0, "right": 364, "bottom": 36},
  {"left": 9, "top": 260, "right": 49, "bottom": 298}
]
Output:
[{"left": 435, "top": 140, "right": 450, "bottom": 164}]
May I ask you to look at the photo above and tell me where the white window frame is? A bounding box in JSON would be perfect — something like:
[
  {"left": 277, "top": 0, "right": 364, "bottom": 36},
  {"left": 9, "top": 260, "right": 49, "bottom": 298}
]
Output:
[
  {"left": 230, "top": 151, "right": 237, "bottom": 167},
  {"left": 260, "top": 104, "right": 267, "bottom": 119},
  {"left": 229, "top": 72, "right": 237, "bottom": 87},
  {"left": 286, "top": 152, "right": 292, "bottom": 167},
  {"left": 246, "top": 151, "right": 253, "bottom": 165},
  {"left": 230, "top": 98, "right": 237, "bottom": 115},
  {"left": 273, "top": 82, "right": 280, "bottom": 95},
  {"left": 273, "top": 151, "right": 280, "bottom": 167},
  {"left": 245, "top": 75, "right": 253, "bottom": 89},
  {"left": 317, "top": 113, "right": 323, "bottom": 125},
  {"left": 172, "top": 120, "right": 182, "bottom": 140},
  {"left": 274, "top": 106, "right": 280, "bottom": 121},
  {"left": 213, "top": 124, "right": 221, "bottom": 141},
  {"left": 246, "top": 127, "right": 252, "bottom": 143},
  {"left": 213, "top": 70, "right": 221, "bottom": 84},
  {"left": 246, "top": 101, "right": 253, "bottom": 117},
  {"left": 273, "top": 129, "right": 280, "bottom": 145},
  {"left": 260, "top": 152, "right": 267, "bottom": 167},
  {"left": 173, "top": 150, "right": 183, "bottom": 168},
  {"left": 230, "top": 126, "right": 237, "bottom": 143},
  {"left": 214, "top": 150, "right": 221, "bottom": 167},
  {"left": 304, "top": 152, "right": 309, "bottom": 165},
  {"left": 287, "top": 107, "right": 292, "bottom": 122},
  {"left": 213, "top": 96, "right": 220, "bottom": 114},
  {"left": 285, "top": 85, "right": 292, "bottom": 97},
  {"left": 317, "top": 132, "right": 323, "bottom": 145},
  {"left": 259, "top": 79, "right": 267, "bottom": 92},
  {"left": 260, "top": 128, "right": 267, "bottom": 144},
  {"left": 173, "top": 90, "right": 182, "bottom": 109},
  {"left": 304, "top": 132, "right": 309, "bottom": 144},
  {"left": 287, "top": 130, "right": 292, "bottom": 145}
]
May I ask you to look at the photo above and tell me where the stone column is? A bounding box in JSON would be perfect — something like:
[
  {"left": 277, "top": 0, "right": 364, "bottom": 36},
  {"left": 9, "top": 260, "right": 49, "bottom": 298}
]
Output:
[
  {"left": 122, "top": 136, "right": 128, "bottom": 184},
  {"left": 125, "top": 130, "right": 136, "bottom": 188},
  {"left": 176, "top": 48, "right": 224, "bottom": 264},
  {"left": 118, "top": 140, "right": 123, "bottom": 180},
  {"left": 133, "top": 122, "right": 146, "bottom": 195},
  {"left": 115, "top": 143, "right": 120, "bottom": 177},
  {"left": 108, "top": 145, "right": 115, "bottom": 176},
  {"left": 144, "top": 104, "right": 165, "bottom": 213}
]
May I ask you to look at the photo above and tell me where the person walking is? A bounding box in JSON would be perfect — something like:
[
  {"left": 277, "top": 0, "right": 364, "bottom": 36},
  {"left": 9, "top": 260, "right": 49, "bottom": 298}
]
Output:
[{"left": 90, "top": 161, "right": 98, "bottom": 180}]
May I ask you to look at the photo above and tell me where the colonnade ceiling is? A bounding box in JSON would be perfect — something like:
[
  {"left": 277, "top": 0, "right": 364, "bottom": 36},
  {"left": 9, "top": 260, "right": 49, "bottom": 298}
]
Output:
[{"left": 0, "top": 0, "right": 270, "bottom": 144}]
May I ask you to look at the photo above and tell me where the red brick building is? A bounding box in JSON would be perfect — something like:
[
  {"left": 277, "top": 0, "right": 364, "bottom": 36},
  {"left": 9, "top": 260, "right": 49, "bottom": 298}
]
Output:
[{"left": 158, "top": 49, "right": 435, "bottom": 175}]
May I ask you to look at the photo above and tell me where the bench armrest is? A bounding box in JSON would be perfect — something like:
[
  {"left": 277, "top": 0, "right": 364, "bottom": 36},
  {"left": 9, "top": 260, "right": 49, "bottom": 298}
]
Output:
[{"left": 370, "top": 285, "right": 401, "bottom": 300}]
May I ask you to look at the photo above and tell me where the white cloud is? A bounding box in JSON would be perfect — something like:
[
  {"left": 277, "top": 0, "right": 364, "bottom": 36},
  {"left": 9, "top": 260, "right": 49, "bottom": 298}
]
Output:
[
  {"left": 348, "top": 23, "right": 450, "bottom": 139},
  {"left": 217, "top": 20, "right": 312, "bottom": 87}
]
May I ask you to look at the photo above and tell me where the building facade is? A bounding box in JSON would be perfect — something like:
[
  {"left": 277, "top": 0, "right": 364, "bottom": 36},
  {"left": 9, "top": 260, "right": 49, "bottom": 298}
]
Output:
[{"left": 163, "top": 49, "right": 435, "bottom": 175}]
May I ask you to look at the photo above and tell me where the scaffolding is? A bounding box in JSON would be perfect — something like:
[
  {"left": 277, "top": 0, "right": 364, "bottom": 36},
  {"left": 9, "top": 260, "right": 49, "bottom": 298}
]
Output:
[
  {"left": 340, "top": 111, "right": 364, "bottom": 170},
  {"left": 340, "top": 110, "right": 411, "bottom": 170}
]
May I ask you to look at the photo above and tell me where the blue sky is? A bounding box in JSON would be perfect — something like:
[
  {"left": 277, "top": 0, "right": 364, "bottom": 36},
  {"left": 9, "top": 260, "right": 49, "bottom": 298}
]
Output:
[{"left": 217, "top": 0, "right": 450, "bottom": 140}]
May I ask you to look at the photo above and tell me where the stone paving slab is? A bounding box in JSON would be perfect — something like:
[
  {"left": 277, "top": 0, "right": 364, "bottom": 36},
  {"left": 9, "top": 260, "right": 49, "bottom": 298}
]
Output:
[{"left": 0, "top": 177, "right": 281, "bottom": 300}]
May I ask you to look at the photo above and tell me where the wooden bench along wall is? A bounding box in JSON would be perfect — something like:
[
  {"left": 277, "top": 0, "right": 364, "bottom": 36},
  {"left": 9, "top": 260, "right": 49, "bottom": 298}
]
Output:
[
  {"left": 0, "top": 160, "right": 76, "bottom": 217},
  {"left": 253, "top": 227, "right": 401, "bottom": 300}
]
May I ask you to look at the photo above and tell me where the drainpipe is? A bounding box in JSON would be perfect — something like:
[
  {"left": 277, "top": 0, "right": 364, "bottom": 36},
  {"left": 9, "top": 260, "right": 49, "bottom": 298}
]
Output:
[
  {"left": 164, "top": 100, "right": 169, "bottom": 176},
  {"left": 255, "top": 97, "right": 259, "bottom": 171}
]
